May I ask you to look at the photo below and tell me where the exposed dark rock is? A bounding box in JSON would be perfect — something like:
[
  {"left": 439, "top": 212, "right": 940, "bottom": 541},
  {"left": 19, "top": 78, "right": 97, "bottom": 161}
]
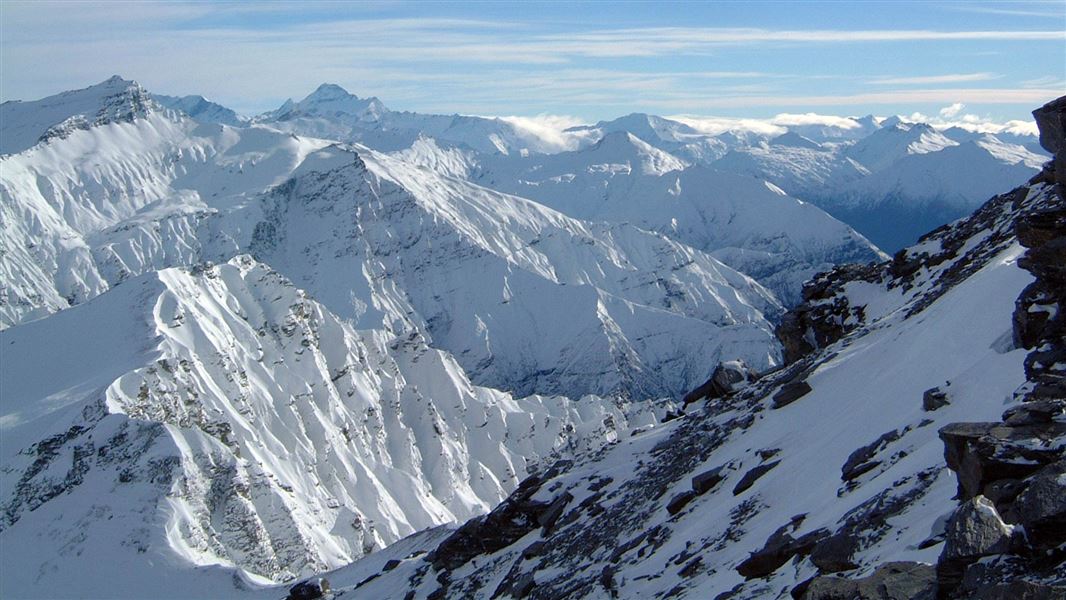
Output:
[
  {"left": 941, "top": 496, "right": 1019, "bottom": 561},
  {"left": 809, "top": 531, "right": 860, "bottom": 573},
  {"left": 666, "top": 490, "right": 697, "bottom": 516},
  {"left": 801, "top": 562, "right": 936, "bottom": 600},
  {"left": 772, "top": 380, "right": 813, "bottom": 408},
  {"left": 382, "top": 559, "right": 401, "bottom": 572},
  {"left": 775, "top": 263, "right": 882, "bottom": 364},
  {"left": 691, "top": 466, "right": 726, "bottom": 494},
  {"left": 939, "top": 422, "right": 1066, "bottom": 500},
  {"left": 682, "top": 360, "right": 756, "bottom": 405},
  {"left": 1012, "top": 460, "right": 1066, "bottom": 549},
  {"left": 922, "top": 387, "right": 951, "bottom": 412},
  {"left": 937, "top": 495, "right": 1023, "bottom": 594},
  {"left": 1033, "top": 95, "right": 1066, "bottom": 182},
  {"left": 426, "top": 461, "right": 572, "bottom": 573},
  {"left": 493, "top": 572, "right": 535, "bottom": 599},
  {"left": 538, "top": 491, "right": 573, "bottom": 533},
  {"left": 732, "top": 460, "right": 781, "bottom": 495},
  {"left": 982, "top": 478, "right": 1026, "bottom": 507},
  {"left": 678, "top": 556, "right": 703, "bottom": 578},
  {"left": 521, "top": 541, "right": 546, "bottom": 559},
  {"left": 841, "top": 429, "right": 902, "bottom": 482},
  {"left": 736, "top": 522, "right": 829, "bottom": 579},
  {"left": 1002, "top": 399, "right": 1066, "bottom": 426},
  {"left": 287, "top": 577, "right": 331, "bottom": 600},
  {"left": 956, "top": 554, "right": 1066, "bottom": 600}
]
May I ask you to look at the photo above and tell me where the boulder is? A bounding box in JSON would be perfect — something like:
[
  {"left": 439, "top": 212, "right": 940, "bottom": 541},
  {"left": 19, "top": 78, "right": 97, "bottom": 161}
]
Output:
[
  {"left": 939, "top": 422, "right": 1066, "bottom": 500},
  {"left": 941, "top": 495, "right": 1018, "bottom": 561},
  {"left": 938, "top": 495, "right": 1022, "bottom": 594},
  {"left": 682, "top": 360, "right": 756, "bottom": 405},
  {"left": 733, "top": 460, "right": 781, "bottom": 495},
  {"left": 736, "top": 523, "right": 828, "bottom": 579},
  {"left": 691, "top": 466, "right": 727, "bottom": 495},
  {"left": 922, "top": 387, "right": 950, "bottom": 412},
  {"left": 666, "top": 490, "right": 697, "bottom": 516},
  {"left": 772, "top": 380, "right": 812, "bottom": 409},
  {"left": 800, "top": 562, "right": 936, "bottom": 600},
  {"left": 809, "top": 531, "right": 860, "bottom": 573},
  {"left": 1002, "top": 399, "right": 1066, "bottom": 426},
  {"left": 1012, "top": 460, "right": 1066, "bottom": 549},
  {"left": 841, "top": 429, "right": 901, "bottom": 482},
  {"left": 287, "top": 578, "right": 331, "bottom": 600},
  {"left": 1033, "top": 95, "right": 1066, "bottom": 181}
]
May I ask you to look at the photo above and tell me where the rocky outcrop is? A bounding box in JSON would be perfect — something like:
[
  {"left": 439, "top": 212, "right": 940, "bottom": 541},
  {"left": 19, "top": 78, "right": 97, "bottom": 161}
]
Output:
[
  {"left": 736, "top": 517, "right": 828, "bottom": 579},
  {"left": 287, "top": 577, "right": 331, "bottom": 600},
  {"left": 1034, "top": 96, "right": 1066, "bottom": 182},
  {"left": 682, "top": 360, "right": 757, "bottom": 406},
  {"left": 775, "top": 264, "right": 881, "bottom": 364},
  {"left": 931, "top": 94, "right": 1066, "bottom": 599},
  {"left": 800, "top": 562, "right": 936, "bottom": 600},
  {"left": 789, "top": 94, "right": 1066, "bottom": 600},
  {"left": 426, "top": 461, "right": 573, "bottom": 573}
]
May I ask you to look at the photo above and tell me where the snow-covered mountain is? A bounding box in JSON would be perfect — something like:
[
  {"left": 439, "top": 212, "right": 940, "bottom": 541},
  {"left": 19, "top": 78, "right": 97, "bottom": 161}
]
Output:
[
  {"left": 244, "top": 82, "right": 1045, "bottom": 255},
  {"left": 452, "top": 131, "right": 882, "bottom": 304},
  {"left": 0, "top": 255, "right": 663, "bottom": 596},
  {"left": 154, "top": 93, "right": 247, "bottom": 127},
  {"left": 0, "top": 76, "right": 784, "bottom": 402},
  {"left": 253, "top": 83, "right": 585, "bottom": 155},
  {"left": 255, "top": 96, "right": 1065, "bottom": 600},
  {"left": 2, "top": 76, "right": 1060, "bottom": 600},
  {"left": 0, "top": 75, "right": 159, "bottom": 156},
  {"left": 710, "top": 120, "right": 1046, "bottom": 251}
]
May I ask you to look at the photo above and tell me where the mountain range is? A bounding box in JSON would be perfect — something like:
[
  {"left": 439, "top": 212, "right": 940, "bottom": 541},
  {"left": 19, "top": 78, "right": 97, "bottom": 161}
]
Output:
[{"left": 0, "top": 77, "right": 1061, "bottom": 599}]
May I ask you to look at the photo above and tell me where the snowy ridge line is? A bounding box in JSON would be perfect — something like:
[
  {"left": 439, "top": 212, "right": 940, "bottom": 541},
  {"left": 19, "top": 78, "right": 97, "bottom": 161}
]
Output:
[
  {"left": 293, "top": 123, "right": 1060, "bottom": 600},
  {"left": 0, "top": 254, "right": 668, "bottom": 597}
]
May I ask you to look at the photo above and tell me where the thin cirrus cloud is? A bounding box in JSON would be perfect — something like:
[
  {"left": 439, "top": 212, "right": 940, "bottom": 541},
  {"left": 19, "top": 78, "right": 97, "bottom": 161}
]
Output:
[
  {"left": 868, "top": 73, "right": 1002, "bottom": 85},
  {"left": 1, "top": 1, "right": 1064, "bottom": 120}
]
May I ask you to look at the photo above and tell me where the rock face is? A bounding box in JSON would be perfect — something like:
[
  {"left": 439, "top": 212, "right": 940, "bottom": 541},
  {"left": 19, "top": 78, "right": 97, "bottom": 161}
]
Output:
[
  {"left": 736, "top": 518, "right": 828, "bottom": 579},
  {"left": 426, "top": 462, "right": 573, "bottom": 574},
  {"left": 1034, "top": 96, "right": 1066, "bottom": 179},
  {"left": 682, "top": 360, "right": 757, "bottom": 406},
  {"left": 930, "top": 94, "right": 1066, "bottom": 599},
  {"left": 775, "top": 264, "right": 881, "bottom": 364},
  {"left": 801, "top": 562, "right": 937, "bottom": 600}
]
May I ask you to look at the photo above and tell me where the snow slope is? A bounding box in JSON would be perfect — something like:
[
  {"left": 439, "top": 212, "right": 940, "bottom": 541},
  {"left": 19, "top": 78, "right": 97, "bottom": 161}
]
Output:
[
  {"left": 1, "top": 77, "right": 784, "bottom": 400},
  {"left": 255, "top": 83, "right": 584, "bottom": 155},
  {"left": 467, "top": 134, "right": 883, "bottom": 304},
  {"left": 293, "top": 147, "right": 1058, "bottom": 600},
  {"left": 0, "top": 256, "right": 662, "bottom": 597},
  {"left": 250, "top": 144, "right": 784, "bottom": 398},
  {"left": 154, "top": 93, "right": 247, "bottom": 127}
]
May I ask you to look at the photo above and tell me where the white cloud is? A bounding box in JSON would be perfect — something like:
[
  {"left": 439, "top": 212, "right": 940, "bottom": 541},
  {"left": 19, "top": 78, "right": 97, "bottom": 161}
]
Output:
[
  {"left": 871, "top": 73, "right": 999, "bottom": 85},
  {"left": 667, "top": 115, "right": 786, "bottom": 137},
  {"left": 769, "top": 113, "right": 864, "bottom": 129},
  {"left": 494, "top": 114, "right": 591, "bottom": 151},
  {"left": 939, "top": 102, "right": 966, "bottom": 118}
]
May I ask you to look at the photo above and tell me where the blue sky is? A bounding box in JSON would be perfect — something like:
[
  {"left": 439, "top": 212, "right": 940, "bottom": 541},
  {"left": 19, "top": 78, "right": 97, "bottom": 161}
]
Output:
[{"left": 1, "top": 1, "right": 1063, "bottom": 124}]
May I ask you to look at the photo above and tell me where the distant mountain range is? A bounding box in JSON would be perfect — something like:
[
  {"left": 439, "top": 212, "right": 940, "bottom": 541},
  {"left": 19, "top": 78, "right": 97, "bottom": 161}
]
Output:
[{"left": 0, "top": 76, "right": 1058, "bottom": 599}]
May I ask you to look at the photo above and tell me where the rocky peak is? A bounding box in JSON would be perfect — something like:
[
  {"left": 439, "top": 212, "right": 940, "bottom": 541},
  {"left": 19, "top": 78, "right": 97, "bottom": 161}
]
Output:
[{"left": 1033, "top": 95, "right": 1066, "bottom": 184}]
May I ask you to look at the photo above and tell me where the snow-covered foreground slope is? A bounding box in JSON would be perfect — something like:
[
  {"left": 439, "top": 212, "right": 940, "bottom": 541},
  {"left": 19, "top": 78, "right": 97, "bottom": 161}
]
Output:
[
  {"left": 0, "top": 256, "right": 665, "bottom": 597},
  {"left": 295, "top": 150, "right": 1061, "bottom": 599}
]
